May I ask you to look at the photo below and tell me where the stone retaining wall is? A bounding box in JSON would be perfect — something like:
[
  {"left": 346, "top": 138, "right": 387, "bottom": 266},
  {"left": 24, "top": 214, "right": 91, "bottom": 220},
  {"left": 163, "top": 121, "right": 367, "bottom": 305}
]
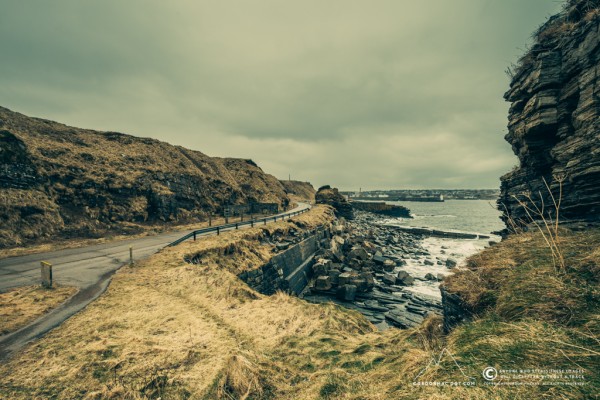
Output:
[{"left": 238, "top": 227, "right": 330, "bottom": 295}]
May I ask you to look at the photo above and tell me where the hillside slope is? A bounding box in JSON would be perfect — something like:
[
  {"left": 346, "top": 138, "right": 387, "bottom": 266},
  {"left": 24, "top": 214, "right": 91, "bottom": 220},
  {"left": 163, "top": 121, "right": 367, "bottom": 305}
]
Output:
[
  {"left": 0, "top": 106, "right": 290, "bottom": 249},
  {"left": 279, "top": 179, "right": 316, "bottom": 202}
]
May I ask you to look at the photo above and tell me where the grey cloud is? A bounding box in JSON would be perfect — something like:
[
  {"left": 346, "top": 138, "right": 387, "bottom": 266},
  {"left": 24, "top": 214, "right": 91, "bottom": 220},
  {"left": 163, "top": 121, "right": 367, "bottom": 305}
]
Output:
[{"left": 0, "top": 0, "right": 562, "bottom": 189}]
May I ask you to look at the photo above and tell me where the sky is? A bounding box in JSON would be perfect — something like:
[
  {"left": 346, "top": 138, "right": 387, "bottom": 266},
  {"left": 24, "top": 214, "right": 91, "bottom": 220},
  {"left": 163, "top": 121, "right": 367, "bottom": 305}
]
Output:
[{"left": 0, "top": 0, "right": 563, "bottom": 190}]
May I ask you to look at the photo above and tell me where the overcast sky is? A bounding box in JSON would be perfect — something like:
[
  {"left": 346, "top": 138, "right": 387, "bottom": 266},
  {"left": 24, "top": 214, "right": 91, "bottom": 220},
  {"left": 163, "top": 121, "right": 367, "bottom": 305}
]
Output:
[{"left": 0, "top": 1, "right": 562, "bottom": 190}]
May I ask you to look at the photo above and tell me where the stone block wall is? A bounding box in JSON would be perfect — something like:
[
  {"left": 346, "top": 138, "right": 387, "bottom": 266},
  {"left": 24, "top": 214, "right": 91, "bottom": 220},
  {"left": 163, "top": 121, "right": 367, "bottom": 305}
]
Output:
[{"left": 239, "top": 228, "right": 329, "bottom": 295}]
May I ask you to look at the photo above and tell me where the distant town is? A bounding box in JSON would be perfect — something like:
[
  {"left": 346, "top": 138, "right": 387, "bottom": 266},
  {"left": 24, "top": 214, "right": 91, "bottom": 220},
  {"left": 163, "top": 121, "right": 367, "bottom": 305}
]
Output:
[{"left": 341, "top": 189, "right": 500, "bottom": 202}]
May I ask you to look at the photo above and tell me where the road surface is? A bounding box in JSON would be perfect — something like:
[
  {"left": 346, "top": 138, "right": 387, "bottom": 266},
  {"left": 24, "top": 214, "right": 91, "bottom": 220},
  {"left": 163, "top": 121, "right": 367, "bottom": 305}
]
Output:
[{"left": 0, "top": 202, "right": 311, "bottom": 360}]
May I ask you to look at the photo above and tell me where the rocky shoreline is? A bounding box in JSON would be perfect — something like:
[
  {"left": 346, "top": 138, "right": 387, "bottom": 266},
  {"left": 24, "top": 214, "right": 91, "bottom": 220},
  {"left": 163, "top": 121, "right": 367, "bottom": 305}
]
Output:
[{"left": 302, "top": 210, "right": 465, "bottom": 330}]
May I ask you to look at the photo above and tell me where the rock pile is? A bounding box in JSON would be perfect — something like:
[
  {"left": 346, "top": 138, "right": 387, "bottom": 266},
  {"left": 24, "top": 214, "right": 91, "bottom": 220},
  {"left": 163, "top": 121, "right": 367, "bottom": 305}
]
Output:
[{"left": 303, "top": 211, "right": 451, "bottom": 329}]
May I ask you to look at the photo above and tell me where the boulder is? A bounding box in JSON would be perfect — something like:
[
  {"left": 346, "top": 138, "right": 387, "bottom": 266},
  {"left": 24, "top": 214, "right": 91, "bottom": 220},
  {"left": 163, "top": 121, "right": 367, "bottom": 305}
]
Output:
[
  {"left": 446, "top": 258, "right": 457, "bottom": 269},
  {"left": 329, "top": 269, "right": 341, "bottom": 285},
  {"left": 424, "top": 273, "right": 436, "bottom": 281},
  {"left": 351, "top": 277, "right": 369, "bottom": 292},
  {"left": 338, "top": 272, "right": 353, "bottom": 286},
  {"left": 383, "top": 259, "right": 396, "bottom": 273},
  {"left": 336, "top": 284, "right": 357, "bottom": 301},
  {"left": 359, "top": 271, "right": 375, "bottom": 291},
  {"left": 372, "top": 254, "right": 386, "bottom": 265},
  {"left": 382, "top": 273, "right": 396, "bottom": 286},
  {"left": 348, "top": 246, "right": 369, "bottom": 261},
  {"left": 396, "top": 271, "right": 415, "bottom": 286},
  {"left": 314, "top": 276, "right": 332, "bottom": 291},
  {"left": 312, "top": 259, "right": 331, "bottom": 276}
]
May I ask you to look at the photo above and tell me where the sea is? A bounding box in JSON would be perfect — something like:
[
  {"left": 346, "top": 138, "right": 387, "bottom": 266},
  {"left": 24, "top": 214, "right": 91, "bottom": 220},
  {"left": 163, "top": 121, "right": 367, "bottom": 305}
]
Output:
[{"left": 380, "top": 200, "right": 505, "bottom": 298}]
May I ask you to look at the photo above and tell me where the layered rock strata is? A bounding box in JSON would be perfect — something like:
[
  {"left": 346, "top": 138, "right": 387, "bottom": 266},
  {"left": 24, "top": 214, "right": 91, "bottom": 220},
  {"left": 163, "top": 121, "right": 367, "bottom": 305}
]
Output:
[{"left": 499, "top": 2, "right": 600, "bottom": 226}]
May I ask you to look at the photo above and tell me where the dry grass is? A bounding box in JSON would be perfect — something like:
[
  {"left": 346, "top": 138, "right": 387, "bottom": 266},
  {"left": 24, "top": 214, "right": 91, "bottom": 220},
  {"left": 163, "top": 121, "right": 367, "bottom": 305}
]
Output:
[
  {"left": 1, "top": 206, "right": 598, "bottom": 399},
  {"left": 0, "top": 285, "right": 78, "bottom": 335}
]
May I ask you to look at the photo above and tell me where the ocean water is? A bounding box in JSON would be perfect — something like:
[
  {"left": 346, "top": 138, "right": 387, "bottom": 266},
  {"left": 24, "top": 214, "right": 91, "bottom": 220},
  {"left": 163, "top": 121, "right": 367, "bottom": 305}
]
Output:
[
  {"left": 386, "top": 199, "right": 505, "bottom": 235},
  {"left": 379, "top": 199, "right": 505, "bottom": 298}
]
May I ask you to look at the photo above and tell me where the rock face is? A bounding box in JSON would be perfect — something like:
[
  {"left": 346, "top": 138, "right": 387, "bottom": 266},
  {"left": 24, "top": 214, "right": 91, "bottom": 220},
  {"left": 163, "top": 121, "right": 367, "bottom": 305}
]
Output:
[
  {"left": 500, "top": 2, "right": 600, "bottom": 227},
  {"left": 0, "top": 106, "right": 291, "bottom": 248},
  {"left": 315, "top": 185, "right": 354, "bottom": 220}
]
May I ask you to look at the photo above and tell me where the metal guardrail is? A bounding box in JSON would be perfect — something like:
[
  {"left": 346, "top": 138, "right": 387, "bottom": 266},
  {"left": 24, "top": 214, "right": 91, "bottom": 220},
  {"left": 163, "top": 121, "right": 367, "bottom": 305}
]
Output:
[{"left": 166, "top": 206, "right": 311, "bottom": 247}]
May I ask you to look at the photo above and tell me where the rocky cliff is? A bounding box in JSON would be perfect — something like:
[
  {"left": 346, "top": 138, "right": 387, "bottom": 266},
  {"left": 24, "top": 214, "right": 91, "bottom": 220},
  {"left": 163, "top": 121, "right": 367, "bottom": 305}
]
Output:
[
  {"left": 499, "top": 0, "right": 600, "bottom": 227},
  {"left": 0, "top": 106, "right": 290, "bottom": 248}
]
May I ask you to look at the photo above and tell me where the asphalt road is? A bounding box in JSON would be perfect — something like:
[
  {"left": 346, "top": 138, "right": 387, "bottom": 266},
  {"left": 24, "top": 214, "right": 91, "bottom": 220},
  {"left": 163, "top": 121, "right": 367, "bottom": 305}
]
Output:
[{"left": 0, "top": 202, "right": 311, "bottom": 360}]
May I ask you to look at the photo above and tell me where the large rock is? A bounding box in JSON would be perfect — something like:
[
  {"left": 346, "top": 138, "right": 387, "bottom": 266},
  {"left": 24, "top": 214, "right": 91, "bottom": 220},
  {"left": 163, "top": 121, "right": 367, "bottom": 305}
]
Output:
[
  {"left": 338, "top": 272, "right": 353, "bottom": 286},
  {"left": 499, "top": 4, "right": 600, "bottom": 227},
  {"left": 382, "top": 273, "right": 397, "bottom": 286},
  {"left": 396, "top": 271, "right": 415, "bottom": 286},
  {"left": 348, "top": 246, "right": 369, "bottom": 261},
  {"left": 314, "top": 276, "right": 332, "bottom": 291},
  {"left": 315, "top": 185, "right": 354, "bottom": 220},
  {"left": 336, "top": 284, "right": 357, "bottom": 301}
]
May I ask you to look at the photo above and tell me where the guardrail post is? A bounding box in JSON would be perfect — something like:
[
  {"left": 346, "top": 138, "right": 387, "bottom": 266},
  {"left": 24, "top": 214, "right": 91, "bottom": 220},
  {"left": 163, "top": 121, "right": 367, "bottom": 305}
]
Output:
[
  {"left": 193, "top": 232, "right": 197, "bottom": 241},
  {"left": 235, "top": 223, "right": 239, "bottom": 229},
  {"left": 251, "top": 219, "right": 254, "bottom": 227},
  {"left": 217, "top": 227, "right": 220, "bottom": 235},
  {"left": 209, "top": 214, "right": 212, "bottom": 227},
  {"left": 129, "top": 246, "right": 133, "bottom": 265},
  {"left": 274, "top": 216, "right": 277, "bottom": 222},
  {"left": 41, "top": 261, "right": 52, "bottom": 288},
  {"left": 264, "top": 219, "right": 267, "bottom": 225}
]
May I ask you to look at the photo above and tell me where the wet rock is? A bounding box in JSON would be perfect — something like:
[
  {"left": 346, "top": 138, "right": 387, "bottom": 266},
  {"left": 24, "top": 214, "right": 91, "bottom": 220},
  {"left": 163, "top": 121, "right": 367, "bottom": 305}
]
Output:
[
  {"left": 382, "top": 273, "right": 396, "bottom": 286},
  {"left": 445, "top": 258, "right": 457, "bottom": 268},
  {"left": 396, "top": 271, "right": 415, "bottom": 286},
  {"left": 382, "top": 259, "right": 396, "bottom": 272},
  {"left": 424, "top": 273, "right": 436, "bottom": 281}
]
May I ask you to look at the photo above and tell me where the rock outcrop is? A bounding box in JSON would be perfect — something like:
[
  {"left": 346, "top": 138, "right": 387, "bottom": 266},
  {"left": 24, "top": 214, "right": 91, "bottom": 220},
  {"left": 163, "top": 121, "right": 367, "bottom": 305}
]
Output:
[
  {"left": 350, "top": 201, "right": 411, "bottom": 218},
  {"left": 0, "top": 106, "right": 291, "bottom": 248},
  {"left": 499, "top": 1, "right": 600, "bottom": 227},
  {"left": 315, "top": 185, "right": 354, "bottom": 220}
]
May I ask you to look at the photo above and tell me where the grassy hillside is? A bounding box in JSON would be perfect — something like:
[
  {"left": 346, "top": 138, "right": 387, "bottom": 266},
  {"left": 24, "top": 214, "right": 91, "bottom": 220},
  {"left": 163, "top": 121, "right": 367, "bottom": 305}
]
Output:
[
  {"left": 279, "top": 180, "right": 316, "bottom": 202},
  {"left": 0, "top": 106, "right": 291, "bottom": 249},
  {"left": 1, "top": 205, "right": 597, "bottom": 399}
]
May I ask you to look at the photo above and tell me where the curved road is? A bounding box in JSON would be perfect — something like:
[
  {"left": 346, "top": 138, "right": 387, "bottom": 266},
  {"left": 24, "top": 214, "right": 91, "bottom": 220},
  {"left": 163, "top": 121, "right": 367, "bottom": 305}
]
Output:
[{"left": 0, "top": 202, "right": 311, "bottom": 360}]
